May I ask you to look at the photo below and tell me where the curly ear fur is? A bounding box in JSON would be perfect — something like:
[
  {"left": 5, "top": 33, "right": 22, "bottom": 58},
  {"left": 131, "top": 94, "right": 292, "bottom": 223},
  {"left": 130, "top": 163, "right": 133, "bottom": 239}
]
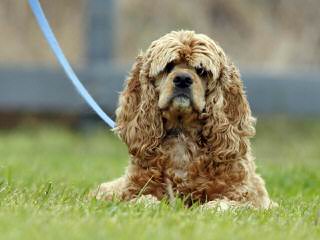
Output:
[
  {"left": 115, "top": 53, "right": 164, "bottom": 161},
  {"left": 202, "top": 55, "right": 256, "bottom": 162}
]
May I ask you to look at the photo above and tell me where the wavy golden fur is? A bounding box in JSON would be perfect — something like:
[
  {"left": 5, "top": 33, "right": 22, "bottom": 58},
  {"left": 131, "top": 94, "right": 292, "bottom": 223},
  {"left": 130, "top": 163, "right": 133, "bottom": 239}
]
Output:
[{"left": 96, "top": 30, "right": 275, "bottom": 209}]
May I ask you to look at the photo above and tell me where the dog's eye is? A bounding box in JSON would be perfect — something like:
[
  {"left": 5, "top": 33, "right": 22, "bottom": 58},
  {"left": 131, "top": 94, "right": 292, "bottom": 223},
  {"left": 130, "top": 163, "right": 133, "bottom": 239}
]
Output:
[
  {"left": 164, "top": 62, "right": 175, "bottom": 74},
  {"left": 196, "top": 66, "right": 210, "bottom": 78}
]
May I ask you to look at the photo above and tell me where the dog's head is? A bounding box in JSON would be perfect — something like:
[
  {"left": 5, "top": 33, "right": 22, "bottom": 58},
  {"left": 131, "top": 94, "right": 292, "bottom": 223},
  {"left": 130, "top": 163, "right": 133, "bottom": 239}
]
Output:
[{"left": 115, "top": 31, "right": 255, "bottom": 162}]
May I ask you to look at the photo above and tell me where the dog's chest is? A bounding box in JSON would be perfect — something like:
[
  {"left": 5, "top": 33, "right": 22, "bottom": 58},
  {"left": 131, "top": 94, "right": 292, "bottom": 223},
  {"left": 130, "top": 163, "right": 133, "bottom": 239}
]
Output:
[
  {"left": 170, "top": 142, "right": 189, "bottom": 165},
  {"left": 165, "top": 138, "right": 192, "bottom": 179}
]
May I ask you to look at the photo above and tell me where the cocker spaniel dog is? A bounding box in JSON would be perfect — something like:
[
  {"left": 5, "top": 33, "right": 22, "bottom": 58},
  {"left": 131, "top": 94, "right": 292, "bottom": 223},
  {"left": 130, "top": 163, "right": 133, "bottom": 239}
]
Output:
[{"left": 96, "top": 30, "right": 275, "bottom": 209}]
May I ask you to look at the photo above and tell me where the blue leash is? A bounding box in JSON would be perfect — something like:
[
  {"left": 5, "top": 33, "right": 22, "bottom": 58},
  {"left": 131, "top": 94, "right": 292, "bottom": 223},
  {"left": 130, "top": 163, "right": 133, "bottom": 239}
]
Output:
[{"left": 28, "top": 0, "right": 116, "bottom": 129}]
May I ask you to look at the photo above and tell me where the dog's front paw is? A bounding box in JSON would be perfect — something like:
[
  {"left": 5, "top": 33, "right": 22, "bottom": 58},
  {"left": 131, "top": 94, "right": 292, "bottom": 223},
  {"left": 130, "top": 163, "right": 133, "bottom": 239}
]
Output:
[
  {"left": 93, "top": 182, "right": 116, "bottom": 200},
  {"left": 130, "top": 194, "right": 161, "bottom": 207},
  {"left": 93, "top": 178, "right": 127, "bottom": 201},
  {"left": 201, "top": 199, "right": 252, "bottom": 211},
  {"left": 268, "top": 201, "right": 279, "bottom": 209}
]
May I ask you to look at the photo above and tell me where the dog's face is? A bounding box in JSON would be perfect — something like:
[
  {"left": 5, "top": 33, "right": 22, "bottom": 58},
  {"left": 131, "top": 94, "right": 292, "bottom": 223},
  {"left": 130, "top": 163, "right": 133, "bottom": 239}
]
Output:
[
  {"left": 155, "top": 61, "right": 209, "bottom": 113},
  {"left": 146, "top": 31, "right": 222, "bottom": 127},
  {"left": 116, "top": 30, "right": 255, "bottom": 160}
]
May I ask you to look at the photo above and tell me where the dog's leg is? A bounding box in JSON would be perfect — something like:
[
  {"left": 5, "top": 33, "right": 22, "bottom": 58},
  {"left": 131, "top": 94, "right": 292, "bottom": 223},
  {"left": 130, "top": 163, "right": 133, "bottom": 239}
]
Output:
[
  {"left": 94, "top": 177, "right": 161, "bottom": 206},
  {"left": 202, "top": 197, "right": 278, "bottom": 211},
  {"left": 201, "top": 199, "right": 252, "bottom": 211},
  {"left": 248, "top": 173, "right": 279, "bottom": 209},
  {"left": 201, "top": 175, "right": 278, "bottom": 210},
  {"left": 94, "top": 176, "right": 129, "bottom": 200},
  {"left": 130, "top": 194, "right": 161, "bottom": 207}
]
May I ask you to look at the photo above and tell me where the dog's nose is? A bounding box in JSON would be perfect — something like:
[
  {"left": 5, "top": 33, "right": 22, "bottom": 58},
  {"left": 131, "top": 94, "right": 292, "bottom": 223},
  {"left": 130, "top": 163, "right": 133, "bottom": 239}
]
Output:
[{"left": 173, "top": 73, "right": 193, "bottom": 89}]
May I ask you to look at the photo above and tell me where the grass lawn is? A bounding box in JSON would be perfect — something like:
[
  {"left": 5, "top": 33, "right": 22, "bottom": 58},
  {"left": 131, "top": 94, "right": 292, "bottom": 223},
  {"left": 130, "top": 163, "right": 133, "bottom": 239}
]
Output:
[{"left": 0, "top": 117, "right": 319, "bottom": 240}]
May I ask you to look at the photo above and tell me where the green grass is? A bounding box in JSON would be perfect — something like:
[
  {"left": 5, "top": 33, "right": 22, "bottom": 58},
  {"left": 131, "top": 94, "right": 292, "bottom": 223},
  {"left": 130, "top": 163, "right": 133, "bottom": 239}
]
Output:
[{"left": 0, "top": 117, "right": 319, "bottom": 240}]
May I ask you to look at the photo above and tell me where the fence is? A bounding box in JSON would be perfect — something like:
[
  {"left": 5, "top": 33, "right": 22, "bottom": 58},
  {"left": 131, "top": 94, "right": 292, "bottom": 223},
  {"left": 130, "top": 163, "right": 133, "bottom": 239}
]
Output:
[{"left": 0, "top": 0, "right": 319, "bottom": 121}]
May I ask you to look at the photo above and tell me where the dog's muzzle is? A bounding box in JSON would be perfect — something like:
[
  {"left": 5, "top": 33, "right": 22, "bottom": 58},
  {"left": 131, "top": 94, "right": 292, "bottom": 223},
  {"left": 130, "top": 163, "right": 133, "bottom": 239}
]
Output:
[
  {"left": 169, "top": 73, "right": 193, "bottom": 109},
  {"left": 173, "top": 73, "right": 193, "bottom": 89},
  {"left": 172, "top": 73, "right": 193, "bottom": 99}
]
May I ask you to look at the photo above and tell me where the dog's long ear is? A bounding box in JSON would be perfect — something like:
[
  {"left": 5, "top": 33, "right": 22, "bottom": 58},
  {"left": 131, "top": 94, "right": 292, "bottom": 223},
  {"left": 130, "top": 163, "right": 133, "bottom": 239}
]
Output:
[
  {"left": 202, "top": 56, "right": 255, "bottom": 162},
  {"left": 115, "top": 52, "right": 164, "bottom": 160}
]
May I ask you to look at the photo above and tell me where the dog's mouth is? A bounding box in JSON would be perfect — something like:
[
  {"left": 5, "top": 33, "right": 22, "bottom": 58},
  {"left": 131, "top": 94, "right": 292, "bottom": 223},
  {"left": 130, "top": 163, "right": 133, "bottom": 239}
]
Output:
[
  {"left": 171, "top": 93, "right": 191, "bottom": 107},
  {"left": 159, "top": 88, "right": 205, "bottom": 115},
  {"left": 169, "top": 89, "right": 193, "bottom": 108},
  {"left": 160, "top": 90, "right": 204, "bottom": 130}
]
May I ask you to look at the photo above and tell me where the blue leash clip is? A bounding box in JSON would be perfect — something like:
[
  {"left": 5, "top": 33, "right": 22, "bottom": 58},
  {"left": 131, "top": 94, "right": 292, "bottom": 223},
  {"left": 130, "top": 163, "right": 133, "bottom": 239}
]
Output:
[{"left": 28, "top": 0, "right": 116, "bottom": 129}]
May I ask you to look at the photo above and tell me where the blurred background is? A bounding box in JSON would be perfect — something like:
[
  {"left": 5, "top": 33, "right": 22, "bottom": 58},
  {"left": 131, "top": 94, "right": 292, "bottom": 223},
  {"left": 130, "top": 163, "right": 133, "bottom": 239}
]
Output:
[
  {"left": 0, "top": 3, "right": 319, "bottom": 237},
  {"left": 0, "top": 0, "right": 320, "bottom": 127}
]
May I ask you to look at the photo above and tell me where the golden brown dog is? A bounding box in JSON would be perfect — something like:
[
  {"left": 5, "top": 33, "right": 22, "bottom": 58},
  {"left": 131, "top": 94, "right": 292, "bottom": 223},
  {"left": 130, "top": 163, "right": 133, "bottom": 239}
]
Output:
[{"left": 95, "top": 30, "right": 275, "bottom": 209}]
